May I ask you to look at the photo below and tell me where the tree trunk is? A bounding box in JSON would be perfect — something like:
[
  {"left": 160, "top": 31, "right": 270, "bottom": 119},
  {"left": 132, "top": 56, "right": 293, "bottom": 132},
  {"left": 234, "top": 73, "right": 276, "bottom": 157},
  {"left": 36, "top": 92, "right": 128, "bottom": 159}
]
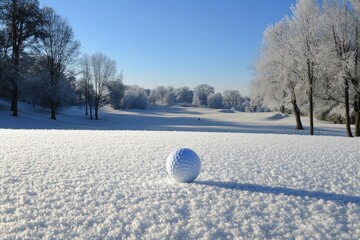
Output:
[
  {"left": 95, "top": 107, "right": 98, "bottom": 120},
  {"left": 79, "top": 90, "right": 82, "bottom": 109},
  {"left": 354, "top": 96, "right": 360, "bottom": 137},
  {"left": 309, "top": 84, "right": 314, "bottom": 136},
  {"left": 85, "top": 94, "right": 88, "bottom": 116},
  {"left": 307, "top": 59, "right": 314, "bottom": 136},
  {"left": 344, "top": 78, "right": 353, "bottom": 137},
  {"left": 292, "top": 98, "right": 304, "bottom": 130},
  {"left": 50, "top": 101, "right": 56, "bottom": 120},
  {"left": 11, "top": 29, "right": 20, "bottom": 116},
  {"left": 355, "top": 112, "right": 360, "bottom": 137},
  {"left": 89, "top": 106, "right": 93, "bottom": 119},
  {"left": 94, "top": 96, "right": 99, "bottom": 120},
  {"left": 280, "top": 105, "right": 285, "bottom": 114},
  {"left": 354, "top": 99, "right": 360, "bottom": 137},
  {"left": 353, "top": 27, "right": 359, "bottom": 137},
  {"left": 11, "top": 88, "right": 18, "bottom": 116}
]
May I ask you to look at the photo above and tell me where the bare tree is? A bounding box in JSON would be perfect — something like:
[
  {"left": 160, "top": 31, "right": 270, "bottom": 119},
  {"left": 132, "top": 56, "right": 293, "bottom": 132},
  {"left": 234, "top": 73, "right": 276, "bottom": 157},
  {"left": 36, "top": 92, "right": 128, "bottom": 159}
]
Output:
[
  {"left": 90, "top": 52, "right": 117, "bottom": 120},
  {"left": 36, "top": 7, "right": 80, "bottom": 120},
  {"left": 80, "top": 54, "right": 92, "bottom": 118},
  {"left": 0, "top": 0, "right": 44, "bottom": 116},
  {"left": 0, "top": 29, "right": 10, "bottom": 97}
]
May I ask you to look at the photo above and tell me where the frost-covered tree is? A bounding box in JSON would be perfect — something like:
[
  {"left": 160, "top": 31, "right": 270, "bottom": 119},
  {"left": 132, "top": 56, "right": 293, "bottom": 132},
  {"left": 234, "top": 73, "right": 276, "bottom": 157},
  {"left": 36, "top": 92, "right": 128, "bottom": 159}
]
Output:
[
  {"left": 192, "top": 94, "right": 201, "bottom": 107},
  {"left": 36, "top": 7, "right": 80, "bottom": 120},
  {"left": 155, "top": 85, "right": 167, "bottom": 103},
  {"left": 193, "top": 84, "right": 214, "bottom": 106},
  {"left": 207, "top": 93, "right": 223, "bottom": 109},
  {"left": 148, "top": 88, "right": 161, "bottom": 105},
  {"left": 242, "top": 96, "right": 252, "bottom": 112},
  {"left": 253, "top": 17, "right": 306, "bottom": 130},
  {"left": 91, "top": 52, "right": 117, "bottom": 120},
  {"left": 0, "top": 29, "right": 11, "bottom": 98},
  {"left": 288, "top": 0, "right": 322, "bottom": 134},
  {"left": 253, "top": 0, "right": 360, "bottom": 136},
  {"left": 148, "top": 86, "right": 171, "bottom": 105},
  {"left": 223, "top": 90, "right": 244, "bottom": 110},
  {"left": 349, "top": 0, "right": 360, "bottom": 136},
  {"left": 164, "top": 91, "right": 176, "bottom": 105},
  {"left": 249, "top": 79, "right": 265, "bottom": 111},
  {"left": 314, "top": 0, "right": 360, "bottom": 137},
  {"left": 350, "top": 0, "right": 360, "bottom": 14},
  {"left": 320, "top": 0, "right": 359, "bottom": 137},
  {"left": 26, "top": 60, "right": 76, "bottom": 111},
  {"left": 121, "top": 85, "right": 148, "bottom": 109},
  {"left": 0, "top": 0, "right": 44, "bottom": 116},
  {"left": 253, "top": 0, "right": 333, "bottom": 133},
  {"left": 80, "top": 54, "right": 92, "bottom": 117},
  {"left": 175, "top": 86, "right": 193, "bottom": 103},
  {"left": 107, "top": 71, "right": 124, "bottom": 110},
  {"left": 121, "top": 89, "right": 136, "bottom": 109}
]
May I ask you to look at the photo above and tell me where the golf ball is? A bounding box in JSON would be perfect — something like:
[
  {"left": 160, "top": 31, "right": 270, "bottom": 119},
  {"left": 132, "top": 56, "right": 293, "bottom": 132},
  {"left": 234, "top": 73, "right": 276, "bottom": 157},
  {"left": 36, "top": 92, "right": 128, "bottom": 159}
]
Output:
[{"left": 166, "top": 148, "right": 201, "bottom": 183}]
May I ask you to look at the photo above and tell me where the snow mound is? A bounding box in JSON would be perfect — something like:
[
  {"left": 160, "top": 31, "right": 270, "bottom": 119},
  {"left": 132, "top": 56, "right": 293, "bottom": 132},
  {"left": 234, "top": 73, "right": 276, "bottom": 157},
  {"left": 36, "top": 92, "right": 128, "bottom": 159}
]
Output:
[
  {"left": 218, "top": 109, "right": 236, "bottom": 113},
  {"left": 267, "top": 113, "right": 288, "bottom": 120},
  {"left": 1, "top": 130, "right": 359, "bottom": 239}
]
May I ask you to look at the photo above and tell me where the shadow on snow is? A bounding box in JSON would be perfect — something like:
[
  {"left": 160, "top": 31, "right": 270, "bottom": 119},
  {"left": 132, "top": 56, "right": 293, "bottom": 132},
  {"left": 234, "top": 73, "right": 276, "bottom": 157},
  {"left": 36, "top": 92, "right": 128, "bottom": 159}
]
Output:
[{"left": 195, "top": 180, "right": 360, "bottom": 205}]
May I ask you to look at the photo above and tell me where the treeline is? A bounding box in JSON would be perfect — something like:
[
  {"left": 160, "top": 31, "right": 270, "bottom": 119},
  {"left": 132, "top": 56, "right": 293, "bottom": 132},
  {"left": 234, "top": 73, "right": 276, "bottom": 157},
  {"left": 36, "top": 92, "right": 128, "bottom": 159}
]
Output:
[
  {"left": 78, "top": 82, "right": 250, "bottom": 115},
  {"left": 147, "top": 84, "right": 250, "bottom": 111},
  {"left": 0, "top": 0, "right": 80, "bottom": 120},
  {"left": 0, "top": 0, "right": 248, "bottom": 121},
  {"left": 251, "top": 0, "right": 360, "bottom": 137}
]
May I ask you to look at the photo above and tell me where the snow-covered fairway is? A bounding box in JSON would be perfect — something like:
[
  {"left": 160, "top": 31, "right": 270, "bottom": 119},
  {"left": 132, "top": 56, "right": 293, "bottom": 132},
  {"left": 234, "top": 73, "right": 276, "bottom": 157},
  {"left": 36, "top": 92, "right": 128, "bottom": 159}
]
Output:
[{"left": 1, "top": 130, "right": 359, "bottom": 239}]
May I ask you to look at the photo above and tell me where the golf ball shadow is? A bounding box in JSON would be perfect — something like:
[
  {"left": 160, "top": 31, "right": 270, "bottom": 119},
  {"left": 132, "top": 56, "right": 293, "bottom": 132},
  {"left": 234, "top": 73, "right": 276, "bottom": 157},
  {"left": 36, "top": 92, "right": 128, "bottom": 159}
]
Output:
[{"left": 166, "top": 148, "right": 201, "bottom": 183}]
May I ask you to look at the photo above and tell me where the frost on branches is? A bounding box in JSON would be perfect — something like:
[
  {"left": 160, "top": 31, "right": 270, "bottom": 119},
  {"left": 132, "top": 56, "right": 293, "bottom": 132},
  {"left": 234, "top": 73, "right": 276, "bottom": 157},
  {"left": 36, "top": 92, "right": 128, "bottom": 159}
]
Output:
[{"left": 252, "top": 0, "right": 360, "bottom": 137}]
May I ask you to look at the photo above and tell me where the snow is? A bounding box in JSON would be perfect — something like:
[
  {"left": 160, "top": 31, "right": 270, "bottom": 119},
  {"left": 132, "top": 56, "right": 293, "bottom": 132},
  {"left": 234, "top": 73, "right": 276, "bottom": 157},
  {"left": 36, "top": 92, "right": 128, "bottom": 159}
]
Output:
[
  {"left": 0, "top": 102, "right": 359, "bottom": 238},
  {"left": 0, "top": 100, "right": 349, "bottom": 136}
]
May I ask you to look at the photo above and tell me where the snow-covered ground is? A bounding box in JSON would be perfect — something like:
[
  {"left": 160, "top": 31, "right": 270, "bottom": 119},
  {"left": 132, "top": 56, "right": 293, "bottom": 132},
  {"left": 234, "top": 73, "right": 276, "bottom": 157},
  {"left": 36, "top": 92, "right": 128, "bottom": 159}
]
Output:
[
  {"left": 0, "top": 101, "right": 359, "bottom": 238},
  {"left": 0, "top": 100, "right": 350, "bottom": 136}
]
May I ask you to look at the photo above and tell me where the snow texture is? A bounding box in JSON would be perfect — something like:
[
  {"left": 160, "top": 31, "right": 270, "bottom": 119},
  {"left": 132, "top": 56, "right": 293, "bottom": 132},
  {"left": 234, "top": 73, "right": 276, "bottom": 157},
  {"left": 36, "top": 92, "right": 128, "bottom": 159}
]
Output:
[{"left": 1, "top": 130, "right": 359, "bottom": 239}]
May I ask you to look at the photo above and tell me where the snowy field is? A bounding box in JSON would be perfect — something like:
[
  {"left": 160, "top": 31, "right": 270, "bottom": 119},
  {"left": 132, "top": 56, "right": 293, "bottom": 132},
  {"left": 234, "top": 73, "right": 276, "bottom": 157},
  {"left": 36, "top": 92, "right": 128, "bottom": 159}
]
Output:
[
  {"left": 0, "top": 100, "right": 350, "bottom": 136},
  {"left": 0, "top": 102, "right": 360, "bottom": 239}
]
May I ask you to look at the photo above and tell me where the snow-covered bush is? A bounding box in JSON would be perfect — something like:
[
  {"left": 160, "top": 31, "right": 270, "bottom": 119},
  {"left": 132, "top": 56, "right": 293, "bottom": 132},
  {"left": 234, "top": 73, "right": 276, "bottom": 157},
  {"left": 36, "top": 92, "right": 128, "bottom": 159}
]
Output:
[
  {"left": 121, "top": 86, "right": 148, "bottom": 109},
  {"left": 148, "top": 89, "right": 160, "bottom": 105},
  {"left": 207, "top": 93, "right": 223, "bottom": 109},
  {"left": 164, "top": 91, "right": 176, "bottom": 105},
  {"left": 192, "top": 95, "right": 201, "bottom": 107}
]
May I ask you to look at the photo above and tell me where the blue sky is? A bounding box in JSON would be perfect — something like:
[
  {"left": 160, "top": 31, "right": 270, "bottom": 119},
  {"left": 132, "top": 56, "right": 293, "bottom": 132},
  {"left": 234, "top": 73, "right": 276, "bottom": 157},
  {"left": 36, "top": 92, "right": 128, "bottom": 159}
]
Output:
[{"left": 39, "top": 0, "right": 295, "bottom": 95}]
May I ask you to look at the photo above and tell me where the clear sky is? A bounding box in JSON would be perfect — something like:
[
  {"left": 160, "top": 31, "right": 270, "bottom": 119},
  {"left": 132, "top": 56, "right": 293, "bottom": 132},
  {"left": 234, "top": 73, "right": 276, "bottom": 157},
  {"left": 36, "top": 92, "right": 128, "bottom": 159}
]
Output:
[{"left": 39, "top": 0, "right": 295, "bottom": 95}]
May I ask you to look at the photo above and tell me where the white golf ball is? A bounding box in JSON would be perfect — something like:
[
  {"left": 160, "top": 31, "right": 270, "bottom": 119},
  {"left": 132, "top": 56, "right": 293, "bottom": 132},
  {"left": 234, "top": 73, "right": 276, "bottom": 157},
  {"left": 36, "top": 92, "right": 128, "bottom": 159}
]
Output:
[{"left": 166, "top": 148, "right": 201, "bottom": 183}]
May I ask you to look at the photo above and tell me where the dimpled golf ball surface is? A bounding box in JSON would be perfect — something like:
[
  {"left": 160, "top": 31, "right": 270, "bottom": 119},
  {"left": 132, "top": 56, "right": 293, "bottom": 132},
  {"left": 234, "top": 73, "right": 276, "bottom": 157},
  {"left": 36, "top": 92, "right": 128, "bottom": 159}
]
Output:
[{"left": 166, "top": 148, "right": 201, "bottom": 183}]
